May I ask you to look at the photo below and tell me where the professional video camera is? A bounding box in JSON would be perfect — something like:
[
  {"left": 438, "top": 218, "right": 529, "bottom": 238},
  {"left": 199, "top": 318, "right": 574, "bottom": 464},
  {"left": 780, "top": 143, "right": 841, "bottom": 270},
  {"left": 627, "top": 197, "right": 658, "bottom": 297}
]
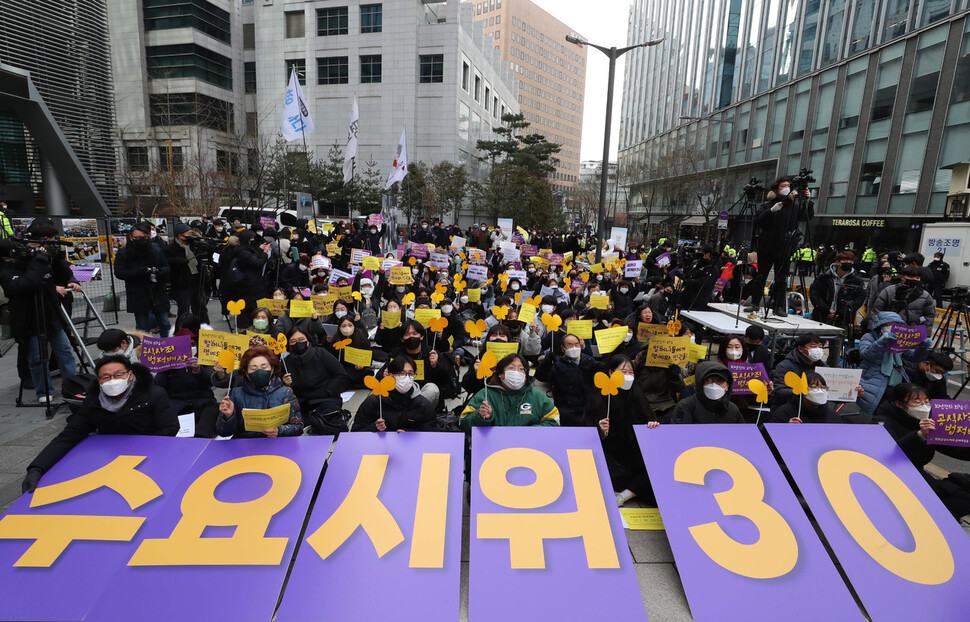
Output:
[
  {"left": 188, "top": 236, "right": 221, "bottom": 263},
  {"left": 743, "top": 177, "right": 765, "bottom": 197},
  {"left": 790, "top": 167, "right": 816, "bottom": 191},
  {"left": 951, "top": 285, "right": 969, "bottom": 306}
]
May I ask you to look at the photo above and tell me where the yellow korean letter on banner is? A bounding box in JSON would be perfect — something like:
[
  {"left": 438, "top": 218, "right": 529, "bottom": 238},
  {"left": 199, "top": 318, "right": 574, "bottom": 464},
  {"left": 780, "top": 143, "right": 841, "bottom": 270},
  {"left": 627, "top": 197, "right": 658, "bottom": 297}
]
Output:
[
  {"left": 389, "top": 266, "right": 412, "bottom": 285},
  {"left": 290, "top": 300, "right": 315, "bottom": 318},
  {"left": 566, "top": 320, "right": 593, "bottom": 339},
  {"left": 256, "top": 298, "right": 287, "bottom": 316},
  {"left": 414, "top": 308, "right": 442, "bottom": 327},
  {"left": 594, "top": 325, "right": 629, "bottom": 355},
  {"left": 362, "top": 256, "right": 382, "bottom": 271},
  {"left": 644, "top": 336, "right": 691, "bottom": 367},
  {"left": 486, "top": 342, "right": 520, "bottom": 359},
  {"left": 198, "top": 330, "right": 249, "bottom": 369},
  {"left": 242, "top": 405, "right": 291, "bottom": 432},
  {"left": 344, "top": 346, "right": 373, "bottom": 367},
  {"left": 312, "top": 294, "right": 338, "bottom": 316},
  {"left": 637, "top": 322, "right": 668, "bottom": 341},
  {"left": 415, "top": 359, "right": 425, "bottom": 381},
  {"left": 688, "top": 343, "right": 708, "bottom": 363},
  {"left": 589, "top": 294, "right": 609, "bottom": 310},
  {"left": 331, "top": 285, "right": 354, "bottom": 303},
  {"left": 467, "top": 288, "right": 482, "bottom": 302}
]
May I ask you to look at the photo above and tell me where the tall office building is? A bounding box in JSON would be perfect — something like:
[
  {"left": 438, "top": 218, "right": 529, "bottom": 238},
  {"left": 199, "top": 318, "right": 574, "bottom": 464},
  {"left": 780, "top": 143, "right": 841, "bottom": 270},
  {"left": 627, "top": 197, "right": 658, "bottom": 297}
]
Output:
[
  {"left": 619, "top": 0, "right": 970, "bottom": 248},
  {"left": 0, "top": 0, "right": 118, "bottom": 213},
  {"left": 465, "top": 0, "right": 587, "bottom": 193}
]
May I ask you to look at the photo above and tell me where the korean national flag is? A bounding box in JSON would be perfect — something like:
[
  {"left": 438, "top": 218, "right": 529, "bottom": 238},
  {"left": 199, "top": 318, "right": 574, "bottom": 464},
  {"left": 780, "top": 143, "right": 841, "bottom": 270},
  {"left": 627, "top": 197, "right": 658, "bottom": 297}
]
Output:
[{"left": 281, "top": 69, "right": 315, "bottom": 142}]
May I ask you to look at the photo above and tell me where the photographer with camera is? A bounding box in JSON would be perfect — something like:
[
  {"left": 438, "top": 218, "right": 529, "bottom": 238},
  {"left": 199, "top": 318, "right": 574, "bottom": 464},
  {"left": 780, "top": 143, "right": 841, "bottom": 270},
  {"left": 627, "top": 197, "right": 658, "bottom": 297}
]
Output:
[
  {"left": 871, "top": 266, "right": 936, "bottom": 329},
  {"left": 165, "top": 222, "right": 209, "bottom": 323},
  {"left": 751, "top": 174, "right": 814, "bottom": 316},
  {"left": 114, "top": 222, "right": 172, "bottom": 337},
  {"left": 0, "top": 218, "right": 80, "bottom": 403},
  {"left": 810, "top": 250, "right": 866, "bottom": 364}
]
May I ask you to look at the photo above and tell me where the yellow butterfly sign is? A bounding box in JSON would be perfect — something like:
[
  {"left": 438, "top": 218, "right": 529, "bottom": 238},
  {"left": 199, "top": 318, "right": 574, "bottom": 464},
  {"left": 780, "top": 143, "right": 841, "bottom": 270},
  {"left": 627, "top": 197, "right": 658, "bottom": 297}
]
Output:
[
  {"left": 226, "top": 299, "right": 245, "bottom": 316},
  {"left": 477, "top": 351, "right": 497, "bottom": 380},
  {"left": 465, "top": 319, "right": 487, "bottom": 338},
  {"left": 784, "top": 371, "right": 809, "bottom": 395},
  {"left": 541, "top": 313, "right": 562, "bottom": 332},
  {"left": 748, "top": 379, "right": 769, "bottom": 405},
  {"left": 364, "top": 374, "right": 396, "bottom": 397},
  {"left": 594, "top": 370, "right": 625, "bottom": 396}
]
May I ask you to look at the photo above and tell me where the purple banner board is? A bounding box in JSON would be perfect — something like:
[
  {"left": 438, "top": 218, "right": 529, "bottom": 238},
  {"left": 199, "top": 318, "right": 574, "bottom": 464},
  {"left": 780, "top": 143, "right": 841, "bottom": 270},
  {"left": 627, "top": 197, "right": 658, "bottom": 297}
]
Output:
[
  {"left": 521, "top": 244, "right": 538, "bottom": 257},
  {"left": 260, "top": 216, "right": 277, "bottom": 230},
  {"left": 0, "top": 435, "right": 210, "bottom": 622},
  {"left": 928, "top": 399, "right": 970, "bottom": 447},
  {"left": 765, "top": 424, "right": 970, "bottom": 621},
  {"left": 83, "top": 436, "right": 332, "bottom": 622},
  {"left": 726, "top": 361, "right": 768, "bottom": 396},
  {"left": 276, "top": 432, "right": 464, "bottom": 622},
  {"left": 886, "top": 323, "right": 927, "bottom": 353},
  {"left": 713, "top": 277, "right": 729, "bottom": 293},
  {"left": 139, "top": 334, "right": 192, "bottom": 372},
  {"left": 469, "top": 427, "right": 646, "bottom": 621},
  {"left": 635, "top": 425, "right": 862, "bottom": 622}
]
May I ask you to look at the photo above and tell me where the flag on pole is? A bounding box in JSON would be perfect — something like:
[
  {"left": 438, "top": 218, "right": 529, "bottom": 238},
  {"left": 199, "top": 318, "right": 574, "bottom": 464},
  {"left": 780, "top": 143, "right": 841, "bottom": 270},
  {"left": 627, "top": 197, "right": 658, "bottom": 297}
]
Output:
[
  {"left": 343, "top": 95, "right": 359, "bottom": 183},
  {"left": 385, "top": 128, "right": 409, "bottom": 189},
  {"left": 281, "top": 69, "right": 314, "bottom": 142}
]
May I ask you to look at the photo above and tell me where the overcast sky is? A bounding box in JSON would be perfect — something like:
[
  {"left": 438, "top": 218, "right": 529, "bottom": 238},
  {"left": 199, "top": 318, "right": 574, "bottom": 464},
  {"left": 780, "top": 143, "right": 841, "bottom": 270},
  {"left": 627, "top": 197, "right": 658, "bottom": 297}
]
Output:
[{"left": 530, "top": 0, "right": 635, "bottom": 163}]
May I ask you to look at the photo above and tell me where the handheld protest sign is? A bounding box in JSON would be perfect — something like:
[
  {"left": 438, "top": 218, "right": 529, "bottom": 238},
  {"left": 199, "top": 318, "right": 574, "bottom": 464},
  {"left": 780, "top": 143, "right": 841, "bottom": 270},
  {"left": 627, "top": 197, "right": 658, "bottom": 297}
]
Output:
[
  {"left": 226, "top": 299, "right": 245, "bottom": 333},
  {"left": 748, "top": 379, "right": 769, "bottom": 424},
  {"left": 402, "top": 292, "right": 416, "bottom": 307},
  {"left": 217, "top": 349, "right": 237, "bottom": 395},
  {"left": 477, "top": 350, "right": 498, "bottom": 409},
  {"left": 454, "top": 277, "right": 467, "bottom": 292},
  {"left": 465, "top": 319, "right": 487, "bottom": 339},
  {"left": 541, "top": 313, "right": 563, "bottom": 351},
  {"left": 428, "top": 316, "right": 449, "bottom": 350},
  {"left": 333, "top": 338, "right": 351, "bottom": 362},
  {"left": 785, "top": 371, "right": 809, "bottom": 421},
  {"left": 364, "top": 375, "right": 397, "bottom": 424},
  {"left": 594, "top": 370, "right": 625, "bottom": 422},
  {"left": 493, "top": 305, "right": 509, "bottom": 320},
  {"left": 267, "top": 333, "right": 287, "bottom": 356},
  {"left": 526, "top": 295, "right": 542, "bottom": 308},
  {"left": 430, "top": 292, "right": 445, "bottom": 305}
]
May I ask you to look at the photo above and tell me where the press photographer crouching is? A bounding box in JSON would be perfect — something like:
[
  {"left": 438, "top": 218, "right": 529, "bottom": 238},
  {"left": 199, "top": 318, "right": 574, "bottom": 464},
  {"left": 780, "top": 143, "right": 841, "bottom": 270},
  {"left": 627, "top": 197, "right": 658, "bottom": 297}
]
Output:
[{"left": 0, "top": 218, "right": 80, "bottom": 403}]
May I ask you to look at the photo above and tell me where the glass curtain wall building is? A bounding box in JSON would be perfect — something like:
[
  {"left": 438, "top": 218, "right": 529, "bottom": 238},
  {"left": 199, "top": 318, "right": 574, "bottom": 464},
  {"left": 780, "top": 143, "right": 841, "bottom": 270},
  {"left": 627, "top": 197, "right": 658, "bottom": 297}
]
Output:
[{"left": 618, "top": 0, "right": 970, "bottom": 249}]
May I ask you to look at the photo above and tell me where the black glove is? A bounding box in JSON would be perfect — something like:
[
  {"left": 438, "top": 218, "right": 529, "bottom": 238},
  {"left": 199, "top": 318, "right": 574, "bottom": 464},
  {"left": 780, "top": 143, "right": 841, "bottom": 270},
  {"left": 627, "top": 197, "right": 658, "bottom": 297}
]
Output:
[
  {"left": 666, "top": 364, "right": 682, "bottom": 382},
  {"left": 22, "top": 468, "right": 43, "bottom": 494}
]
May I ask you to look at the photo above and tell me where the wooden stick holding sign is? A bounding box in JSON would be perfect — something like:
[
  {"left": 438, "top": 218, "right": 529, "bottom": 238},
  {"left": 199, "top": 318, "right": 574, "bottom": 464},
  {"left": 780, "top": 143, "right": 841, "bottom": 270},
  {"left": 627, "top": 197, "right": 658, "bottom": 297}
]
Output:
[
  {"left": 477, "top": 350, "right": 498, "bottom": 414},
  {"left": 785, "top": 371, "right": 809, "bottom": 423},
  {"left": 364, "top": 375, "right": 396, "bottom": 431},
  {"left": 428, "top": 316, "right": 449, "bottom": 351},
  {"left": 593, "top": 370, "right": 624, "bottom": 437}
]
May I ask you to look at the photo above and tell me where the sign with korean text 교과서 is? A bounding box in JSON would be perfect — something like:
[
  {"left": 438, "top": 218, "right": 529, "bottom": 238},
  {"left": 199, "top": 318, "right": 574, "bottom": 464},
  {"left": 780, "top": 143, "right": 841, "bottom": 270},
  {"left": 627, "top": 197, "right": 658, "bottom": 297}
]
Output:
[
  {"left": 928, "top": 400, "right": 970, "bottom": 447},
  {"left": 139, "top": 335, "right": 192, "bottom": 372}
]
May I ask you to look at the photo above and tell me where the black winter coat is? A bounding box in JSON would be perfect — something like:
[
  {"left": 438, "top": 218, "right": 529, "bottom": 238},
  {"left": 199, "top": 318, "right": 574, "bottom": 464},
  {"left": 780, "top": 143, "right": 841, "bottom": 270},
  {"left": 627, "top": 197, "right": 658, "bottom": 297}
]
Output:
[
  {"left": 164, "top": 239, "right": 201, "bottom": 291},
  {"left": 872, "top": 400, "right": 935, "bottom": 469},
  {"left": 352, "top": 386, "right": 436, "bottom": 431},
  {"left": 232, "top": 243, "right": 270, "bottom": 304},
  {"left": 283, "top": 346, "right": 349, "bottom": 406},
  {"left": 771, "top": 399, "right": 842, "bottom": 424},
  {"left": 770, "top": 347, "right": 825, "bottom": 406},
  {"left": 29, "top": 365, "right": 178, "bottom": 473},
  {"left": 670, "top": 361, "right": 744, "bottom": 424},
  {"left": 154, "top": 364, "right": 217, "bottom": 413},
  {"left": 114, "top": 243, "right": 170, "bottom": 314},
  {"left": 0, "top": 249, "right": 76, "bottom": 337},
  {"left": 535, "top": 353, "right": 602, "bottom": 422}
]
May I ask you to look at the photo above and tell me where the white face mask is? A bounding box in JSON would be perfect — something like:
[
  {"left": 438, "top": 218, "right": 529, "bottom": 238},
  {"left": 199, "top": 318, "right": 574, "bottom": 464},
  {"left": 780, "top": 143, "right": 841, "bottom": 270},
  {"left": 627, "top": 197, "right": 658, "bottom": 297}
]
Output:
[
  {"left": 412, "top": 268, "right": 420, "bottom": 275},
  {"left": 725, "top": 349, "right": 742, "bottom": 361},
  {"left": 150, "top": 230, "right": 158, "bottom": 239},
  {"left": 460, "top": 296, "right": 469, "bottom": 304},
  {"left": 564, "top": 346, "right": 581, "bottom": 359},
  {"left": 339, "top": 326, "right": 355, "bottom": 337},
  {"left": 300, "top": 265, "right": 308, "bottom": 272},
  {"left": 619, "top": 287, "right": 629, "bottom": 294},
  {"left": 779, "top": 187, "right": 791, "bottom": 196},
  {"left": 335, "top": 310, "right": 347, "bottom": 319},
  {"left": 925, "top": 369, "right": 944, "bottom": 382},
  {"left": 503, "top": 370, "right": 526, "bottom": 390},
  {"left": 394, "top": 375, "right": 414, "bottom": 394},
  {"left": 541, "top": 304, "right": 554, "bottom": 314},
  {"left": 441, "top": 304, "right": 453, "bottom": 314},
  {"left": 906, "top": 403, "right": 931, "bottom": 419},
  {"left": 361, "top": 287, "right": 374, "bottom": 296},
  {"left": 511, "top": 284, "right": 520, "bottom": 291},
  {"left": 806, "top": 347, "right": 824, "bottom": 362},
  {"left": 101, "top": 376, "right": 130, "bottom": 397},
  {"left": 743, "top": 277, "right": 752, "bottom": 284},
  {"left": 806, "top": 388, "right": 828, "bottom": 405},
  {"left": 624, "top": 332, "right": 633, "bottom": 343},
  {"left": 396, "top": 286, "right": 407, "bottom": 293},
  {"left": 703, "top": 383, "right": 726, "bottom": 400},
  {"left": 621, "top": 374, "right": 635, "bottom": 391},
  {"left": 688, "top": 335, "right": 696, "bottom": 344},
  {"left": 881, "top": 325, "right": 892, "bottom": 335}
]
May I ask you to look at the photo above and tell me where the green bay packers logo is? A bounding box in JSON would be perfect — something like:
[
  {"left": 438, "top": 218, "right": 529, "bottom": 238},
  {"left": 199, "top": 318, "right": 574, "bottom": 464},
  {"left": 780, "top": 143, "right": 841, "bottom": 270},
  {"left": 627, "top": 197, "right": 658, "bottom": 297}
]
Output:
[{"left": 520, "top": 402, "right": 532, "bottom": 414}]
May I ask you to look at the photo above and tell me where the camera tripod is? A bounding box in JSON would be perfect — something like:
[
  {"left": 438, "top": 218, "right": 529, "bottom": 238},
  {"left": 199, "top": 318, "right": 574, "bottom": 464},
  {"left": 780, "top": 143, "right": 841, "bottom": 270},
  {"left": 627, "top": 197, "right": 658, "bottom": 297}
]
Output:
[{"left": 932, "top": 297, "right": 970, "bottom": 394}]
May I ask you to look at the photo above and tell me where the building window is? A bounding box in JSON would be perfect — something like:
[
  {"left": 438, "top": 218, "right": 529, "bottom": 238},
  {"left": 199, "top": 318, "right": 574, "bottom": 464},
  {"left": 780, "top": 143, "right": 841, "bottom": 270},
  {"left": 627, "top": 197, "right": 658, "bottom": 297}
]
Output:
[
  {"left": 318, "top": 56, "right": 349, "bottom": 85},
  {"left": 462, "top": 61, "right": 470, "bottom": 91},
  {"left": 474, "top": 75, "right": 481, "bottom": 100},
  {"left": 243, "top": 23, "right": 255, "bottom": 50},
  {"left": 245, "top": 112, "right": 257, "bottom": 136},
  {"left": 477, "top": 3, "right": 482, "bottom": 15},
  {"left": 360, "top": 54, "right": 382, "bottom": 83},
  {"left": 149, "top": 93, "right": 234, "bottom": 132},
  {"left": 285, "top": 59, "right": 306, "bottom": 85},
  {"left": 484, "top": 87, "right": 491, "bottom": 110},
  {"left": 495, "top": 29, "right": 500, "bottom": 40},
  {"left": 360, "top": 4, "right": 382, "bottom": 33},
  {"left": 158, "top": 145, "right": 183, "bottom": 172},
  {"left": 285, "top": 11, "right": 305, "bottom": 38},
  {"left": 317, "top": 7, "right": 349, "bottom": 36},
  {"left": 244, "top": 61, "right": 257, "bottom": 92},
  {"left": 146, "top": 44, "right": 233, "bottom": 89},
  {"left": 143, "top": 0, "right": 231, "bottom": 44},
  {"left": 496, "top": 15, "right": 501, "bottom": 24},
  {"left": 493, "top": 96, "right": 498, "bottom": 117},
  {"left": 420, "top": 54, "right": 444, "bottom": 83},
  {"left": 216, "top": 150, "right": 239, "bottom": 175},
  {"left": 127, "top": 146, "right": 149, "bottom": 172}
]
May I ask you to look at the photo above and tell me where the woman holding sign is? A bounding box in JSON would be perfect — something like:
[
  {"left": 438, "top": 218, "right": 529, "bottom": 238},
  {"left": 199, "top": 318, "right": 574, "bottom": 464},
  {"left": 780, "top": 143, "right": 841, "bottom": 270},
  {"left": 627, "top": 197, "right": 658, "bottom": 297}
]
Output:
[
  {"left": 328, "top": 317, "right": 373, "bottom": 388},
  {"left": 216, "top": 346, "right": 303, "bottom": 438},
  {"left": 460, "top": 354, "right": 560, "bottom": 429},
  {"left": 353, "top": 356, "right": 435, "bottom": 432},
  {"left": 857, "top": 311, "right": 929, "bottom": 415},
  {"left": 669, "top": 361, "right": 744, "bottom": 424}
]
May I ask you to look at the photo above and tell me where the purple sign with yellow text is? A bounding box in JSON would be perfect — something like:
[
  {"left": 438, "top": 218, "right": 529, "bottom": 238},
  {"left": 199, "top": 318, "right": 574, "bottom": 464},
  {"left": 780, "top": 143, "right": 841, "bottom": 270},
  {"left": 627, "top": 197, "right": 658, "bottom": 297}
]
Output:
[
  {"left": 886, "top": 323, "right": 927, "bottom": 353},
  {"left": 139, "top": 334, "right": 192, "bottom": 372},
  {"left": 636, "top": 425, "right": 862, "bottom": 621},
  {"left": 928, "top": 399, "right": 970, "bottom": 447},
  {"left": 469, "top": 427, "right": 646, "bottom": 621},
  {"left": 765, "top": 424, "right": 970, "bottom": 621},
  {"left": 276, "top": 432, "right": 464, "bottom": 622},
  {"left": 726, "top": 361, "right": 768, "bottom": 396}
]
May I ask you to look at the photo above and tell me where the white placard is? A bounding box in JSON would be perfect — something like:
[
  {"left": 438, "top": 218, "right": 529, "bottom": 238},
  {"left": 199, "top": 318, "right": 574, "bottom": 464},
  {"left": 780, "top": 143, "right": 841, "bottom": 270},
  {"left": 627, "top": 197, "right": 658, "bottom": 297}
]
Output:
[
  {"left": 451, "top": 235, "right": 466, "bottom": 249},
  {"left": 381, "top": 259, "right": 403, "bottom": 270},
  {"left": 624, "top": 260, "right": 643, "bottom": 278},
  {"left": 506, "top": 269, "right": 527, "bottom": 282},
  {"left": 466, "top": 264, "right": 489, "bottom": 282},
  {"left": 815, "top": 367, "right": 863, "bottom": 402},
  {"left": 176, "top": 413, "right": 195, "bottom": 438}
]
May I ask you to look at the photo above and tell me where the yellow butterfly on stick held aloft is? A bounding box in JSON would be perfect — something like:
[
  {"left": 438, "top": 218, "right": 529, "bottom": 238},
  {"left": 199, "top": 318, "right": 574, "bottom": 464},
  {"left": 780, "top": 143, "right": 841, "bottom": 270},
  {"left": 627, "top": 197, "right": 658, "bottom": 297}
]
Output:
[
  {"left": 333, "top": 338, "right": 352, "bottom": 350},
  {"left": 477, "top": 351, "right": 497, "bottom": 380},
  {"left": 226, "top": 299, "right": 245, "bottom": 316},
  {"left": 465, "top": 319, "right": 487, "bottom": 339},
  {"left": 364, "top": 375, "right": 396, "bottom": 397},
  {"left": 430, "top": 292, "right": 445, "bottom": 304},
  {"left": 267, "top": 333, "right": 287, "bottom": 355},
  {"left": 351, "top": 291, "right": 362, "bottom": 301},
  {"left": 216, "top": 350, "right": 236, "bottom": 370},
  {"left": 541, "top": 313, "right": 562, "bottom": 332},
  {"left": 594, "top": 370, "right": 625, "bottom": 396},
  {"left": 784, "top": 371, "right": 809, "bottom": 396},
  {"left": 526, "top": 295, "right": 542, "bottom": 307},
  {"left": 402, "top": 292, "right": 416, "bottom": 306},
  {"left": 493, "top": 305, "right": 509, "bottom": 320},
  {"left": 453, "top": 276, "right": 467, "bottom": 291},
  {"left": 428, "top": 317, "right": 449, "bottom": 334},
  {"left": 748, "top": 379, "right": 769, "bottom": 405}
]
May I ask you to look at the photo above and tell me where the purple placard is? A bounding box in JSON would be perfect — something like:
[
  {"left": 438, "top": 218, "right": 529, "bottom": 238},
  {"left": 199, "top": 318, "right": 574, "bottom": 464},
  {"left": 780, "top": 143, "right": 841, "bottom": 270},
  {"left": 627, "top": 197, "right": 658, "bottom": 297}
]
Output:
[
  {"left": 260, "top": 216, "right": 277, "bottom": 230},
  {"left": 83, "top": 436, "right": 332, "bottom": 622},
  {"left": 928, "top": 400, "right": 970, "bottom": 447},
  {"left": 714, "top": 277, "right": 729, "bottom": 293},
  {"left": 636, "top": 425, "right": 861, "bottom": 621},
  {"left": 469, "top": 427, "right": 645, "bottom": 621},
  {"left": 547, "top": 253, "right": 564, "bottom": 265},
  {"left": 396, "top": 243, "right": 405, "bottom": 260},
  {"left": 0, "top": 435, "right": 210, "bottom": 622},
  {"left": 765, "top": 424, "right": 970, "bottom": 621},
  {"left": 367, "top": 212, "right": 384, "bottom": 226},
  {"left": 409, "top": 243, "right": 428, "bottom": 258},
  {"left": 139, "top": 334, "right": 192, "bottom": 372},
  {"left": 521, "top": 244, "right": 538, "bottom": 257},
  {"left": 886, "top": 323, "right": 927, "bottom": 353},
  {"left": 276, "top": 432, "right": 464, "bottom": 622},
  {"left": 70, "top": 265, "right": 99, "bottom": 282},
  {"left": 726, "top": 361, "right": 768, "bottom": 395},
  {"left": 656, "top": 252, "right": 672, "bottom": 267}
]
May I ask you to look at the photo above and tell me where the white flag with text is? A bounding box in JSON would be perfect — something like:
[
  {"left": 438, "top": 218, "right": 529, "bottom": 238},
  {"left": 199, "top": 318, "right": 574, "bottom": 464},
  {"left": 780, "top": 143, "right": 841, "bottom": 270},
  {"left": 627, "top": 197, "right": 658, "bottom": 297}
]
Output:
[
  {"left": 281, "top": 69, "right": 314, "bottom": 142},
  {"left": 384, "top": 128, "right": 409, "bottom": 189},
  {"left": 343, "top": 95, "right": 359, "bottom": 183}
]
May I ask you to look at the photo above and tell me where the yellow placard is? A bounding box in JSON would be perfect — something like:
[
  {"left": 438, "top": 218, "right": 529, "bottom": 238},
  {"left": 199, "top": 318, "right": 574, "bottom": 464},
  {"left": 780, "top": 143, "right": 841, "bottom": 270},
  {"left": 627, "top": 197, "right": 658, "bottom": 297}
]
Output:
[
  {"left": 619, "top": 508, "right": 665, "bottom": 531},
  {"left": 389, "top": 266, "right": 412, "bottom": 285},
  {"left": 564, "top": 251, "right": 574, "bottom": 262},
  {"left": 382, "top": 309, "right": 402, "bottom": 328},
  {"left": 290, "top": 300, "right": 315, "bottom": 318},
  {"left": 198, "top": 330, "right": 250, "bottom": 370},
  {"left": 594, "top": 325, "right": 629, "bottom": 355},
  {"left": 311, "top": 294, "right": 338, "bottom": 316},
  {"left": 683, "top": 374, "right": 695, "bottom": 386},
  {"left": 256, "top": 298, "right": 288, "bottom": 317},
  {"left": 414, "top": 308, "right": 442, "bottom": 328},
  {"left": 637, "top": 322, "right": 668, "bottom": 341},
  {"left": 467, "top": 287, "right": 481, "bottom": 302},
  {"left": 331, "top": 285, "right": 353, "bottom": 303},
  {"left": 326, "top": 242, "right": 340, "bottom": 256},
  {"left": 242, "top": 404, "right": 291, "bottom": 433},
  {"left": 344, "top": 346, "right": 373, "bottom": 367},
  {"left": 688, "top": 343, "right": 708, "bottom": 363},
  {"left": 539, "top": 248, "right": 552, "bottom": 256},
  {"left": 362, "top": 256, "right": 382, "bottom": 271},
  {"left": 530, "top": 256, "right": 550, "bottom": 269},
  {"left": 415, "top": 359, "right": 425, "bottom": 381},
  {"left": 566, "top": 319, "right": 593, "bottom": 339},
  {"left": 486, "top": 341, "right": 520, "bottom": 359},
  {"left": 589, "top": 294, "right": 609, "bottom": 310},
  {"left": 644, "top": 335, "right": 691, "bottom": 367},
  {"left": 518, "top": 303, "right": 537, "bottom": 325}
]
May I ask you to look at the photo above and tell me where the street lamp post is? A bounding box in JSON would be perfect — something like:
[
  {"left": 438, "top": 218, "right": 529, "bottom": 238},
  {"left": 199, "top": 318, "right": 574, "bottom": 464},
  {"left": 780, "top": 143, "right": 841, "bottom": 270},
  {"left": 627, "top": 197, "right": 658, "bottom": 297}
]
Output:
[{"left": 567, "top": 33, "right": 663, "bottom": 262}]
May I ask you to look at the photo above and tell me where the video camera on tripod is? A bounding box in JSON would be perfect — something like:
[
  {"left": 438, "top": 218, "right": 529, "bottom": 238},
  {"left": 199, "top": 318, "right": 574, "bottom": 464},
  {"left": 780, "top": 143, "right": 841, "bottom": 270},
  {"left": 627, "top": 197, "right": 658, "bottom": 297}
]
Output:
[
  {"left": 790, "top": 167, "right": 816, "bottom": 192},
  {"left": 8, "top": 237, "right": 76, "bottom": 261}
]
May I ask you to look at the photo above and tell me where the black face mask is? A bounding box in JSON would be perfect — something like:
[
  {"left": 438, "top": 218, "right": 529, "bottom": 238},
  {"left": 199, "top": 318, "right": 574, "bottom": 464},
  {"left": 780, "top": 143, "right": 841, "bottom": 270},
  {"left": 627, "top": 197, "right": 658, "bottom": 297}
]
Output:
[
  {"left": 290, "top": 342, "right": 309, "bottom": 356},
  {"left": 839, "top": 263, "right": 853, "bottom": 272},
  {"left": 403, "top": 336, "right": 422, "bottom": 350}
]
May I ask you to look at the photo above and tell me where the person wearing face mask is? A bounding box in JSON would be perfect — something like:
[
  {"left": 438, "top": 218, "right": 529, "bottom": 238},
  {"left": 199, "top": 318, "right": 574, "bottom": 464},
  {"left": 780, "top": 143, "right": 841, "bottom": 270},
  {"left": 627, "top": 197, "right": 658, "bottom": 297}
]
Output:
[
  {"left": 670, "top": 361, "right": 744, "bottom": 424},
  {"left": 21, "top": 355, "right": 178, "bottom": 493},
  {"left": 353, "top": 356, "right": 435, "bottom": 432},
  {"left": 326, "top": 317, "right": 372, "bottom": 387},
  {"left": 166, "top": 222, "right": 208, "bottom": 322},
  {"left": 248, "top": 308, "right": 277, "bottom": 336},
  {"left": 857, "top": 311, "right": 930, "bottom": 415},
  {"left": 216, "top": 346, "right": 302, "bottom": 438},
  {"left": 903, "top": 351, "right": 952, "bottom": 402},
  {"left": 354, "top": 277, "right": 382, "bottom": 331},
  {"left": 95, "top": 328, "right": 142, "bottom": 364},
  {"left": 610, "top": 279, "right": 636, "bottom": 321},
  {"left": 584, "top": 355, "right": 659, "bottom": 507},
  {"left": 282, "top": 255, "right": 312, "bottom": 293},
  {"left": 206, "top": 218, "right": 229, "bottom": 242},
  {"left": 871, "top": 266, "right": 936, "bottom": 329},
  {"left": 771, "top": 372, "right": 841, "bottom": 424},
  {"left": 717, "top": 335, "right": 747, "bottom": 365},
  {"left": 535, "top": 333, "right": 604, "bottom": 426},
  {"left": 809, "top": 250, "right": 866, "bottom": 330},
  {"left": 378, "top": 319, "right": 458, "bottom": 410},
  {"left": 114, "top": 222, "right": 172, "bottom": 336},
  {"left": 153, "top": 314, "right": 220, "bottom": 438},
  {"left": 771, "top": 333, "right": 854, "bottom": 407},
  {"left": 363, "top": 222, "right": 386, "bottom": 255},
  {"left": 615, "top": 324, "right": 641, "bottom": 359},
  {"left": 225, "top": 229, "right": 271, "bottom": 330},
  {"left": 461, "top": 354, "right": 559, "bottom": 429},
  {"left": 437, "top": 296, "right": 470, "bottom": 359},
  {"left": 279, "top": 328, "right": 348, "bottom": 434},
  {"left": 325, "top": 300, "right": 360, "bottom": 327}
]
